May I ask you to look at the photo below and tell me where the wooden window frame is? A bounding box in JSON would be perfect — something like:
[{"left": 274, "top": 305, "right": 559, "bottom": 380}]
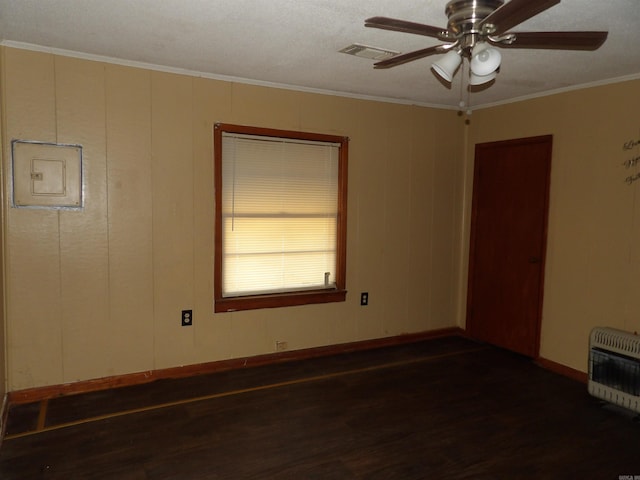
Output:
[{"left": 214, "top": 123, "right": 348, "bottom": 313}]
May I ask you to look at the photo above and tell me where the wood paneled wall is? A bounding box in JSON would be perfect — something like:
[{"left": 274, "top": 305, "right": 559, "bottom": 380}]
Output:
[
  {"left": 463, "top": 79, "right": 640, "bottom": 372},
  {"left": 0, "top": 46, "right": 464, "bottom": 391}
]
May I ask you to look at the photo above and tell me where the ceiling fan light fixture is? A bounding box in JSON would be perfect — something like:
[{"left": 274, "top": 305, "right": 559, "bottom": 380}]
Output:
[
  {"left": 470, "top": 42, "right": 501, "bottom": 76},
  {"left": 431, "top": 50, "right": 462, "bottom": 82},
  {"left": 469, "top": 70, "right": 497, "bottom": 85},
  {"left": 365, "top": 0, "right": 609, "bottom": 102}
]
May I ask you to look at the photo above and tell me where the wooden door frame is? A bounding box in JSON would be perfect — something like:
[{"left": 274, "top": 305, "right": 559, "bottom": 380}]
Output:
[{"left": 465, "top": 135, "right": 552, "bottom": 358}]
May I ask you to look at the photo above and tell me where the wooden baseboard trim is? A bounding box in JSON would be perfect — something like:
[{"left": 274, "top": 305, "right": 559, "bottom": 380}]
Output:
[
  {"left": 536, "top": 357, "right": 588, "bottom": 384},
  {"left": 1, "top": 393, "right": 8, "bottom": 448},
  {"left": 8, "top": 327, "right": 464, "bottom": 405}
]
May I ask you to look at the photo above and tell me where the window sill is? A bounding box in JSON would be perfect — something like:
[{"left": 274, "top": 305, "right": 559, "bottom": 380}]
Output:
[{"left": 215, "top": 289, "right": 347, "bottom": 313}]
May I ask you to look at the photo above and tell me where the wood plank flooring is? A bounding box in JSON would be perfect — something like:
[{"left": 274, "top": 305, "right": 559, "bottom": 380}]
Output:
[{"left": 1, "top": 335, "right": 639, "bottom": 479}]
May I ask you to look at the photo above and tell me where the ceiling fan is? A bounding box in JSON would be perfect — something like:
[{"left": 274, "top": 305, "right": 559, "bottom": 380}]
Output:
[{"left": 365, "top": 0, "right": 608, "bottom": 86}]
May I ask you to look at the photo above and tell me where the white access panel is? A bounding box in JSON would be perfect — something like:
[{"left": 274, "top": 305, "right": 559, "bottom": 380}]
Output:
[{"left": 12, "top": 140, "right": 83, "bottom": 209}]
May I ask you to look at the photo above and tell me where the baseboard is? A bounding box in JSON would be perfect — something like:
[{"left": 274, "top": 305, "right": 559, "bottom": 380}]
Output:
[
  {"left": 0, "top": 393, "right": 8, "bottom": 448},
  {"left": 536, "top": 357, "right": 588, "bottom": 384},
  {"left": 8, "top": 327, "right": 464, "bottom": 405}
]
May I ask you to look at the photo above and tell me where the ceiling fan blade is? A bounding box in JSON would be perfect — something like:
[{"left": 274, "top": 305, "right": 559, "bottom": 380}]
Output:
[
  {"left": 499, "top": 31, "right": 608, "bottom": 50},
  {"left": 480, "top": 0, "right": 560, "bottom": 35},
  {"left": 373, "top": 46, "right": 444, "bottom": 69},
  {"left": 365, "top": 16, "right": 447, "bottom": 39}
]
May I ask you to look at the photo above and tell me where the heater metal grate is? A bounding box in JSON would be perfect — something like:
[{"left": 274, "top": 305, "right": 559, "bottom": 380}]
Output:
[{"left": 588, "top": 327, "right": 640, "bottom": 414}]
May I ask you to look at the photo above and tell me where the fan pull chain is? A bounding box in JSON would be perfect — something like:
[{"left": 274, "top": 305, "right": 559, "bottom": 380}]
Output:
[
  {"left": 456, "top": 60, "right": 471, "bottom": 125},
  {"left": 458, "top": 59, "right": 465, "bottom": 113},
  {"left": 457, "top": 59, "right": 467, "bottom": 119},
  {"left": 466, "top": 67, "right": 472, "bottom": 125}
]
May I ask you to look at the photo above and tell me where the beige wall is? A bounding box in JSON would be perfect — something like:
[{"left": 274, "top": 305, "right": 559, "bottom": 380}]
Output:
[
  {"left": 5, "top": 44, "right": 634, "bottom": 391},
  {"left": 0, "top": 46, "right": 465, "bottom": 391},
  {"left": 0, "top": 47, "right": 6, "bottom": 405},
  {"left": 464, "top": 79, "right": 640, "bottom": 372}
]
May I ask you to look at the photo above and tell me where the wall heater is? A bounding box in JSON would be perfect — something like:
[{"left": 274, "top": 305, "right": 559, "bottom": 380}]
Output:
[{"left": 588, "top": 327, "right": 640, "bottom": 414}]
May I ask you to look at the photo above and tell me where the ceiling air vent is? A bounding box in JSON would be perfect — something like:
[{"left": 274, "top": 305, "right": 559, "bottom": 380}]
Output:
[{"left": 339, "top": 44, "right": 398, "bottom": 61}]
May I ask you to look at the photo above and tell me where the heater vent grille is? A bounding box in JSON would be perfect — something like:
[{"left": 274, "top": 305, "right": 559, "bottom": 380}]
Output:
[
  {"left": 588, "top": 327, "right": 640, "bottom": 414},
  {"left": 590, "top": 327, "right": 640, "bottom": 359}
]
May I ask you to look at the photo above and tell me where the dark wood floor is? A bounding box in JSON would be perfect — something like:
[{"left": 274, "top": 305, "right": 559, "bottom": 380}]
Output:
[{"left": 1, "top": 335, "right": 639, "bottom": 479}]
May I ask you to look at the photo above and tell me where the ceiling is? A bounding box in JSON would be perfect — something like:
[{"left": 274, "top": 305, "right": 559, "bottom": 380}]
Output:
[{"left": 0, "top": 0, "right": 639, "bottom": 109}]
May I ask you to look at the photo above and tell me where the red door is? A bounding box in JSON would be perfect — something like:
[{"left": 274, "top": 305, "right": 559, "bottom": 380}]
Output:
[{"left": 466, "top": 135, "right": 552, "bottom": 357}]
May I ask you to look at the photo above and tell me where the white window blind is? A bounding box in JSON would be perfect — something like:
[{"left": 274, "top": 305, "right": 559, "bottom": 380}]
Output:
[{"left": 221, "top": 132, "right": 340, "bottom": 297}]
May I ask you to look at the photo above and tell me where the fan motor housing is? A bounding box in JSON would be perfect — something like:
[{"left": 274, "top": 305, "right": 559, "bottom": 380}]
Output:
[{"left": 445, "top": 0, "right": 504, "bottom": 35}]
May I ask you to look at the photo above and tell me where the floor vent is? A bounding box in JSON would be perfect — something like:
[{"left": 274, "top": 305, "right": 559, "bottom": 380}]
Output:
[{"left": 588, "top": 327, "right": 640, "bottom": 414}]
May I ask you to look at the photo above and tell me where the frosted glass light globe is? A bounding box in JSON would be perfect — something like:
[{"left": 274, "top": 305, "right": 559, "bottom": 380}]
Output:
[{"left": 470, "top": 43, "right": 501, "bottom": 76}]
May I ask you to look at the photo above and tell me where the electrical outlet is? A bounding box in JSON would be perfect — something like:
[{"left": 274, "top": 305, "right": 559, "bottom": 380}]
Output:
[
  {"left": 360, "top": 292, "right": 369, "bottom": 306},
  {"left": 181, "top": 310, "right": 193, "bottom": 326},
  {"left": 275, "top": 340, "right": 288, "bottom": 352}
]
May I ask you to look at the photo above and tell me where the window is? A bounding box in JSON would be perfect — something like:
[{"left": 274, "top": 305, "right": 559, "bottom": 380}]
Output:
[{"left": 214, "top": 123, "right": 348, "bottom": 312}]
